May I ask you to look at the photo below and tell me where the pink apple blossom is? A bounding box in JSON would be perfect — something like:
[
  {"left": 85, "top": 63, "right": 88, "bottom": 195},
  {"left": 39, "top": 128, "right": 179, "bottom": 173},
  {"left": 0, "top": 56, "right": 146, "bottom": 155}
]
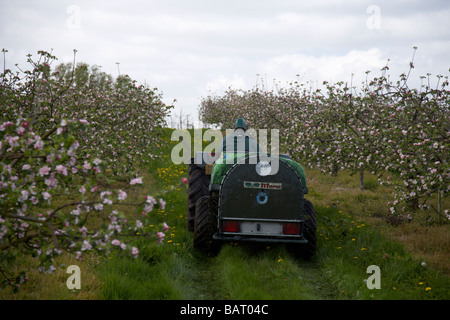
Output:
[
  {"left": 44, "top": 175, "right": 58, "bottom": 188},
  {"left": 130, "top": 177, "right": 143, "bottom": 185},
  {"left": 42, "top": 192, "right": 51, "bottom": 200},
  {"left": 34, "top": 139, "right": 44, "bottom": 150},
  {"left": 38, "top": 166, "right": 51, "bottom": 177},
  {"left": 55, "top": 165, "right": 68, "bottom": 176},
  {"left": 118, "top": 189, "right": 127, "bottom": 200},
  {"left": 131, "top": 247, "right": 139, "bottom": 258},
  {"left": 159, "top": 198, "right": 166, "bottom": 210},
  {"left": 81, "top": 240, "right": 92, "bottom": 251},
  {"left": 157, "top": 232, "right": 165, "bottom": 244}
]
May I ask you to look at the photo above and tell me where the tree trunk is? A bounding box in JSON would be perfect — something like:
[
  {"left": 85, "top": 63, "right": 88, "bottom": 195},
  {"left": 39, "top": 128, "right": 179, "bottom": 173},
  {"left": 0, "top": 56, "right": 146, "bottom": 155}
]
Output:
[{"left": 360, "top": 171, "right": 365, "bottom": 191}]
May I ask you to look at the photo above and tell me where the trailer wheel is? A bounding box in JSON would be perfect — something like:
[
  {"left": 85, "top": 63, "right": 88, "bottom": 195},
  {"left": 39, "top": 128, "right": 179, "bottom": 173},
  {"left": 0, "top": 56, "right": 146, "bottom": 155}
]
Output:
[
  {"left": 288, "top": 199, "right": 317, "bottom": 259},
  {"left": 187, "top": 163, "right": 210, "bottom": 231},
  {"left": 194, "top": 196, "right": 220, "bottom": 255}
]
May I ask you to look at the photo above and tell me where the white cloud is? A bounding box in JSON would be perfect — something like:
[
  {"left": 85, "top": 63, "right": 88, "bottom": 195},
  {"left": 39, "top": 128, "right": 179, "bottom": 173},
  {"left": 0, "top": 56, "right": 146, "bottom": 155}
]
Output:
[
  {"left": 261, "top": 48, "right": 386, "bottom": 85},
  {"left": 1, "top": 0, "right": 449, "bottom": 124},
  {"left": 205, "top": 74, "right": 248, "bottom": 93}
]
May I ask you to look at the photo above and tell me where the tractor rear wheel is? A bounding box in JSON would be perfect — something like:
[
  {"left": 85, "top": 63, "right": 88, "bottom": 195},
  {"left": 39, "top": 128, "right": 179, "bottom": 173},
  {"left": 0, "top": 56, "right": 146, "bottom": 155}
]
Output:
[
  {"left": 193, "top": 196, "right": 220, "bottom": 255},
  {"left": 187, "top": 163, "right": 210, "bottom": 232}
]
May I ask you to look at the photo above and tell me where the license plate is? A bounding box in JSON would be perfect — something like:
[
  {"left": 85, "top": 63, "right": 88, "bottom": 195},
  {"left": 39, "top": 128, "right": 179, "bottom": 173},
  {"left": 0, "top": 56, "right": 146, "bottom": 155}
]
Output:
[{"left": 240, "top": 222, "right": 283, "bottom": 235}]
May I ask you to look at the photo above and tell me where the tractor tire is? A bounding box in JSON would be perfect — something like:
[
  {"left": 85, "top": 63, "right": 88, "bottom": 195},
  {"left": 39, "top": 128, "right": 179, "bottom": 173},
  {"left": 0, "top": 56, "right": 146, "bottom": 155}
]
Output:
[
  {"left": 187, "top": 163, "right": 210, "bottom": 232},
  {"left": 288, "top": 199, "right": 317, "bottom": 259},
  {"left": 193, "top": 196, "right": 220, "bottom": 255}
]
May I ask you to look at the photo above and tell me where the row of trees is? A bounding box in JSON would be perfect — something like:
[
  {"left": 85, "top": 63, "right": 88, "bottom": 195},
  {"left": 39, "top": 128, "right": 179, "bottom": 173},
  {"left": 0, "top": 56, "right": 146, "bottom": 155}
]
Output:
[
  {"left": 199, "top": 52, "right": 449, "bottom": 218},
  {"left": 0, "top": 49, "right": 172, "bottom": 290}
]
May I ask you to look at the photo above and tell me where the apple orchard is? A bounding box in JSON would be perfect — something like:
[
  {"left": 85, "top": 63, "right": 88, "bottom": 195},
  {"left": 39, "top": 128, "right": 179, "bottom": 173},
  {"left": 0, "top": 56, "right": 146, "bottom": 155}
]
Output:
[{"left": 0, "top": 48, "right": 448, "bottom": 291}]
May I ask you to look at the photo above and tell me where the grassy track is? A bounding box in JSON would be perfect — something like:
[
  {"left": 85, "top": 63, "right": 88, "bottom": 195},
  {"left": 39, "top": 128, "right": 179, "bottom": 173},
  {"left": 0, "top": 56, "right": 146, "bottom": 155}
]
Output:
[{"left": 2, "top": 128, "right": 448, "bottom": 300}]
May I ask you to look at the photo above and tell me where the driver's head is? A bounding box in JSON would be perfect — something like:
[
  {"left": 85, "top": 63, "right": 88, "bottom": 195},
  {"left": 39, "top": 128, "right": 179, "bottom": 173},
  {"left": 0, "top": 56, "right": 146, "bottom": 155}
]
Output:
[{"left": 234, "top": 118, "right": 248, "bottom": 131}]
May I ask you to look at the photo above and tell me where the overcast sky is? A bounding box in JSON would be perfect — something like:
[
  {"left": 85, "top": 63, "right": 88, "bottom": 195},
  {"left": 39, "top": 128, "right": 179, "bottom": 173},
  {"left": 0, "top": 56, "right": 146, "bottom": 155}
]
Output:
[{"left": 1, "top": 0, "right": 449, "bottom": 126}]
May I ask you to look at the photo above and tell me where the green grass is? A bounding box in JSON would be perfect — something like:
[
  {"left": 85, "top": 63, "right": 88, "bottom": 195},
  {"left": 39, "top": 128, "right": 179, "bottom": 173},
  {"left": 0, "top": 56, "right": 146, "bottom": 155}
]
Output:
[
  {"left": 212, "top": 244, "right": 329, "bottom": 300},
  {"left": 99, "top": 252, "right": 184, "bottom": 300},
  {"left": 315, "top": 205, "right": 449, "bottom": 299}
]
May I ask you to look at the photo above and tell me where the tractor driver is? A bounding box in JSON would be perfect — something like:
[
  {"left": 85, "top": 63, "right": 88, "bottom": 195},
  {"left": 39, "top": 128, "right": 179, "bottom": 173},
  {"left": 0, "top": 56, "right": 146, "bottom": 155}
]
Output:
[{"left": 221, "top": 118, "right": 260, "bottom": 154}]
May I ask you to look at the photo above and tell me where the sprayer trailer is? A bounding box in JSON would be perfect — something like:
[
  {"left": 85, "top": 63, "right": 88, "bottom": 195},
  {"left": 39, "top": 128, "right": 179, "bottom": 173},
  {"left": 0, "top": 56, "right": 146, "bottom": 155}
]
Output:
[{"left": 187, "top": 150, "right": 317, "bottom": 258}]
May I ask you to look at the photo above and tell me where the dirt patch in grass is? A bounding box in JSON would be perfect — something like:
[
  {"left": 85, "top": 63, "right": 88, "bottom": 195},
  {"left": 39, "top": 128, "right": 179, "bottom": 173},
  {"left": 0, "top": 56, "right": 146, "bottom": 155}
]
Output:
[{"left": 388, "top": 223, "right": 450, "bottom": 276}]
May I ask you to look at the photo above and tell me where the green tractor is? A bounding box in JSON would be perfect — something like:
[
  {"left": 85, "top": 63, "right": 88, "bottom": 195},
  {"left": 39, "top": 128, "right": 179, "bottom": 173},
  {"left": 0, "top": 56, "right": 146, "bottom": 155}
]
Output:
[{"left": 187, "top": 119, "right": 316, "bottom": 258}]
